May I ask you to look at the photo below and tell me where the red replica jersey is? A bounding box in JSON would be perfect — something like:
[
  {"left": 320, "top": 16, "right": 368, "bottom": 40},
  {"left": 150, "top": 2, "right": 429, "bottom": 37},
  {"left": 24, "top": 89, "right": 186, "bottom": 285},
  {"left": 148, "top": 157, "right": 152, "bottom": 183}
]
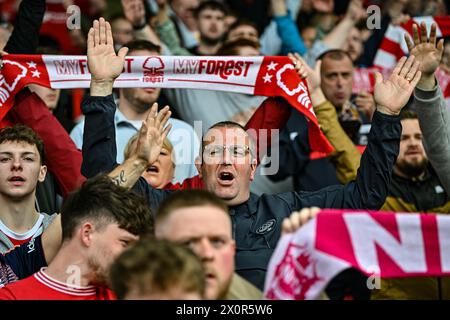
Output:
[{"left": 0, "top": 269, "right": 115, "bottom": 300}]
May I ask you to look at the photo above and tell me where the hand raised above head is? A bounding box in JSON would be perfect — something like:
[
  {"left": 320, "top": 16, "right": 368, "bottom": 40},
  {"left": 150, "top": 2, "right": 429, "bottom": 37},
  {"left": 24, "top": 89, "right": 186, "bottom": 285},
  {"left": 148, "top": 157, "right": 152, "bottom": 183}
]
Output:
[
  {"left": 374, "top": 55, "right": 421, "bottom": 116},
  {"left": 288, "top": 52, "right": 321, "bottom": 93},
  {"left": 135, "top": 102, "right": 172, "bottom": 165},
  {"left": 404, "top": 22, "right": 444, "bottom": 77},
  {"left": 87, "top": 17, "right": 129, "bottom": 83}
]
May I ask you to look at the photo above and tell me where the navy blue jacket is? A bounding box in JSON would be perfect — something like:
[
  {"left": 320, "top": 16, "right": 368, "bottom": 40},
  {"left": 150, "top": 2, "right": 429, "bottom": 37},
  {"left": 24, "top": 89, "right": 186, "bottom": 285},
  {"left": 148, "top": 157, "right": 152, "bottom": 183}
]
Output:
[{"left": 81, "top": 94, "right": 401, "bottom": 290}]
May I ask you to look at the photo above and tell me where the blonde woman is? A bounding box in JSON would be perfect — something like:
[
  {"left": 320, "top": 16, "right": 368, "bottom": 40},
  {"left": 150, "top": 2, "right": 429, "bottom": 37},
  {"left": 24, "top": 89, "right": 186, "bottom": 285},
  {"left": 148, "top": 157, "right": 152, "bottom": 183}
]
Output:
[{"left": 124, "top": 133, "right": 175, "bottom": 188}]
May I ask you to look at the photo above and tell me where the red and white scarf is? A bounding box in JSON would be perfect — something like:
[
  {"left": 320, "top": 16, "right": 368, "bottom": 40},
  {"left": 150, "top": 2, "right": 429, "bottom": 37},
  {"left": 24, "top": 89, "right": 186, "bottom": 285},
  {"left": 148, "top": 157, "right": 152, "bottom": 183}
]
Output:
[
  {"left": 0, "top": 54, "right": 333, "bottom": 154},
  {"left": 264, "top": 209, "right": 450, "bottom": 300}
]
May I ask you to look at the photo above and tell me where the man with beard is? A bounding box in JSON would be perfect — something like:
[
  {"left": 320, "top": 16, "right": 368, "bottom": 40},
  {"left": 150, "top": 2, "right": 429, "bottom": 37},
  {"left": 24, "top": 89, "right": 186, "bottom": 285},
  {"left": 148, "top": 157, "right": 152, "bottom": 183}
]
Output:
[
  {"left": 371, "top": 109, "right": 450, "bottom": 300},
  {"left": 379, "top": 110, "right": 450, "bottom": 213},
  {"left": 0, "top": 175, "right": 153, "bottom": 300},
  {"left": 188, "top": 1, "right": 227, "bottom": 56},
  {"left": 372, "top": 23, "right": 450, "bottom": 300}
]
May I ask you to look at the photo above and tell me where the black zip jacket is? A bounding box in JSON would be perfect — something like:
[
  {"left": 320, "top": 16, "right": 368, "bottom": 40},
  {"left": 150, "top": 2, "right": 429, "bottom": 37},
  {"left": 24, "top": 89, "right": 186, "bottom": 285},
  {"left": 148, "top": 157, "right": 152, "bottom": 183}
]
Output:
[{"left": 81, "top": 94, "right": 401, "bottom": 289}]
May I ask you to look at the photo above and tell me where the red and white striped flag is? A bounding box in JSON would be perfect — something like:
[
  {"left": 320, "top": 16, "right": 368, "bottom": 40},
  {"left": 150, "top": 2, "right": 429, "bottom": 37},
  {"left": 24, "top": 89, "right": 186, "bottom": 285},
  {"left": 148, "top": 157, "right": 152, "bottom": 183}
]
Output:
[
  {"left": 369, "top": 16, "right": 450, "bottom": 103},
  {"left": 264, "top": 209, "right": 450, "bottom": 300},
  {"left": 373, "top": 16, "right": 450, "bottom": 69}
]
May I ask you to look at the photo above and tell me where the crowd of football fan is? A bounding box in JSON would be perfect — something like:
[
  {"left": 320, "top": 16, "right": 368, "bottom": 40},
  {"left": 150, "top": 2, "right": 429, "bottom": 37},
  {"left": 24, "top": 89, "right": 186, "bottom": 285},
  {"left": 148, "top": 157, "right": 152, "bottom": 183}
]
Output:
[{"left": 0, "top": 0, "right": 449, "bottom": 300}]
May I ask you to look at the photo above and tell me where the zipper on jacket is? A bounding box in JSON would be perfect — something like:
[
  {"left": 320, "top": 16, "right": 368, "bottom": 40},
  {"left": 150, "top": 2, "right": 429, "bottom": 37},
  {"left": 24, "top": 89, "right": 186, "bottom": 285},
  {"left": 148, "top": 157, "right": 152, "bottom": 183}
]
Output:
[
  {"left": 230, "top": 211, "right": 236, "bottom": 240},
  {"left": 263, "top": 234, "right": 271, "bottom": 249}
]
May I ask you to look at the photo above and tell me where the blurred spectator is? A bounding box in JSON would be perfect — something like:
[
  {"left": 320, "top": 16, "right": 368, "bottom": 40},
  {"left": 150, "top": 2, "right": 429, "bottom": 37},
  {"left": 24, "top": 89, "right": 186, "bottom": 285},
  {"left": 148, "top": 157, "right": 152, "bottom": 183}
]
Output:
[
  {"left": 28, "top": 42, "right": 62, "bottom": 115},
  {"left": 268, "top": 55, "right": 360, "bottom": 192},
  {"left": 110, "top": 238, "right": 205, "bottom": 299},
  {"left": 110, "top": 14, "right": 135, "bottom": 51},
  {"left": 223, "top": 8, "right": 238, "bottom": 31},
  {"left": 189, "top": 0, "right": 227, "bottom": 55},
  {"left": 225, "top": 20, "right": 259, "bottom": 44},
  {"left": 217, "top": 38, "right": 260, "bottom": 56},
  {"left": 342, "top": 26, "right": 364, "bottom": 64},
  {"left": 154, "top": 0, "right": 227, "bottom": 55},
  {"left": 121, "top": 0, "right": 170, "bottom": 54},
  {"left": 168, "top": 0, "right": 200, "bottom": 48},
  {"left": 86, "top": 0, "right": 108, "bottom": 19},
  {"left": 301, "top": 25, "right": 317, "bottom": 49},
  {"left": 319, "top": 50, "right": 373, "bottom": 144}
]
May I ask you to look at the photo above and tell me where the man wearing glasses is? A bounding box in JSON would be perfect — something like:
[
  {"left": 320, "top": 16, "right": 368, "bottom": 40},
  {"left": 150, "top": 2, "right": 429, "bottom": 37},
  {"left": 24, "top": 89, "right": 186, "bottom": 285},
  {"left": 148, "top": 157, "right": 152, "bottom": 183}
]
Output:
[{"left": 83, "top": 18, "right": 422, "bottom": 291}]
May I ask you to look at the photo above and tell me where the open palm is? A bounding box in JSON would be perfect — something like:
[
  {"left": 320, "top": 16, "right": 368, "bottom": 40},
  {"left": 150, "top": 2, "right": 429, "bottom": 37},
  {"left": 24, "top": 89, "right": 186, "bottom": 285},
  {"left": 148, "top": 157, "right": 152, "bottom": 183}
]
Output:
[
  {"left": 136, "top": 103, "right": 172, "bottom": 164},
  {"left": 288, "top": 52, "right": 321, "bottom": 92},
  {"left": 87, "top": 18, "right": 129, "bottom": 82},
  {"left": 405, "top": 22, "right": 444, "bottom": 76},
  {"left": 374, "top": 56, "right": 421, "bottom": 115}
]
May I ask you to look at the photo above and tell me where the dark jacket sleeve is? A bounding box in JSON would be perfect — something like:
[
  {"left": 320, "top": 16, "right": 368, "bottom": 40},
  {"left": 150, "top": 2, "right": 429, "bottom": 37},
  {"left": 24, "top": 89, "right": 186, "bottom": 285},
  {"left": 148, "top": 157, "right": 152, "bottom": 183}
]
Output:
[
  {"left": 3, "top": 0, "right": 46, "bottom": 54},
  {"left": 278, "top": 110, "right": 401, "bottom": 210},
  {"left": 132, "top": 177, "right": 174, "bottom": 218},
  {"left": 358, "top": 14, "right": 391, "bottom": 67},
  {"left": 81, "top": 94, "right": 119, "bottom": 178}
]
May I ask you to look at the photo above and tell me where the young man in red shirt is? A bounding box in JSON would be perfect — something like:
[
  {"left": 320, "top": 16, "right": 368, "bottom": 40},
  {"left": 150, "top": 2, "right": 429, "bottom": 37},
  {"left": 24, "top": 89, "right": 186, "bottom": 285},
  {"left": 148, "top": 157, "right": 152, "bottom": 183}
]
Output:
[{"left": 0, "top": 175, "right": 153, "bottom": 300}]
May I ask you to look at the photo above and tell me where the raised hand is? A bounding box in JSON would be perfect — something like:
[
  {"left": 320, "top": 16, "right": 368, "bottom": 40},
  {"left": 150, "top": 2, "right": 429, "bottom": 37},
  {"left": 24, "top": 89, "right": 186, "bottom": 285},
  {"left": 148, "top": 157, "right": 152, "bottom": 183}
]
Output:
[
  {"left": 355, "top": 91, "right": 376, "bottom": 121},
  {"left": 87, "top": 17, "right": 129, "bottom": 84},
  {"left": 288, "top": 52, "right": 321, "bottom": 92},
  {"left": 405, "top": 22, "right": 444, "bottom": 77},
  {"left": 282, "top": 207, "right": 321, "bottom": 236},
  {"left": 135, "top": 103, "right": 172, "bottom": 165},
  {"left": 374, "top": 55, "right": 421, "bottom": 115},
  {"left": 122, "top": 0, "right": 146, "bottom": 28},
  {"left": 345, "top": 0, "right": 366, "bottom": 22}
]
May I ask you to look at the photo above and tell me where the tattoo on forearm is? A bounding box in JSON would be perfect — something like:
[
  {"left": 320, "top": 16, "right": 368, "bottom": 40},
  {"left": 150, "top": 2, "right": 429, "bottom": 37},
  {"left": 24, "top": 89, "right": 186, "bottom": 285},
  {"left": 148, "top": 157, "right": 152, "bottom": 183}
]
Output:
[{"left": 112, "top": 170, "right": 127, "bottom": 186}]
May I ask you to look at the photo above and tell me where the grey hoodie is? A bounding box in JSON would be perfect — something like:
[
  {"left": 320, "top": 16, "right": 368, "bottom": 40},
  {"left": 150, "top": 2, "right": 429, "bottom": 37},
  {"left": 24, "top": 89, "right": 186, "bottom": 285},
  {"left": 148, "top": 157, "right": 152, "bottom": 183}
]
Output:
[{"left": 414, "top": 82, "right": 450, "bottom": 194}]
